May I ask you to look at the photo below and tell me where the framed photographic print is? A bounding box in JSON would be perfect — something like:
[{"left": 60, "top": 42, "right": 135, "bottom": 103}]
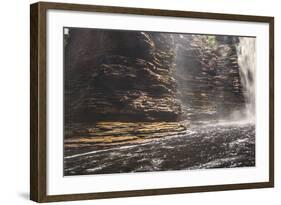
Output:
[{"left": 30, "top": 1, "right": 274, "bottom": 202}]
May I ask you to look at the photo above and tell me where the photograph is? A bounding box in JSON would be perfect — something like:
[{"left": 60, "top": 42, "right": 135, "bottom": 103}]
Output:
[
  {"left": 63, "top": 28, "right": 256, "bottom": 176},
  {"left": 29, "top": 2, "right": 274, "bottom": 202}
]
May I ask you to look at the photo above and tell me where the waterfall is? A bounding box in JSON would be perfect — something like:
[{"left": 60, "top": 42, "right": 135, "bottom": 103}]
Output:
[{"left": 237, "top": 37, "right": 256, "bottom": 119}]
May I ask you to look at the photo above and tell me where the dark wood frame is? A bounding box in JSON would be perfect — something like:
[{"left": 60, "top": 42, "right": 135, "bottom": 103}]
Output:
[{"left": 30, "top": 1, "right": 274, "bottom": 203}]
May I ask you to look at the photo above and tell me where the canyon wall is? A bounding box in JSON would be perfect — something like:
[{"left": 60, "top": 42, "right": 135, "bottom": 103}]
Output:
[
  {"left": 64, "top": 29, "right": 245, "bottom": 124},
  {"left": 64, "top": 29, "right": 182, "bottom": 123},
  {"left": 174, "top": 35, "right": 245, "bottom": 121}
]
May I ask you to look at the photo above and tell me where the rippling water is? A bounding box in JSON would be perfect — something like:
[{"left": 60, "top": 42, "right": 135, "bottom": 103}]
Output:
[{"left": 64, "top": 122, "right": 255, "bottom": 176}]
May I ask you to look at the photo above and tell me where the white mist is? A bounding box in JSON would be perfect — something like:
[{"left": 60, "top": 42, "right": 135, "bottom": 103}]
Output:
[{"left": 237, "top": 37, "right": 256, "bottom": 120}]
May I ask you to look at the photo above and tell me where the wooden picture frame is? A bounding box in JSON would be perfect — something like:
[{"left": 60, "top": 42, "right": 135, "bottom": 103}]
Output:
[{"left": 30, "top": 1, "right": 274, "bottom": 202}]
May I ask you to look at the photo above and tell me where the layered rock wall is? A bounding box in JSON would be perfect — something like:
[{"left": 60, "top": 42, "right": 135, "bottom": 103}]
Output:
[
  {"left": 174, "top": 35, "right": 245, "bottom": 120},
  {"left": 64, "top": 29, "right": 182, "bottom": 123},
  {"left": 64, "top": 29, "right": 245, "bottom": 124}
]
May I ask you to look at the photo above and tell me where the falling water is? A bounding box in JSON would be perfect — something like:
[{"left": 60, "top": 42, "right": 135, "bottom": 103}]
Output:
[{"left": 237, "top": 38, "right": 256, "bottom": 119}]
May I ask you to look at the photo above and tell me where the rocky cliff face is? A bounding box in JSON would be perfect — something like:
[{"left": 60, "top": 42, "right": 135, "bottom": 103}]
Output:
[
  {"left": 64, "top": 29, "right": 182, "bottom": 123},
  {"left": 64, "top": 29, "right": 245, "bottom": 124},
  {"left": 174, "top": 35, "right": 245, "bottom": 121}
]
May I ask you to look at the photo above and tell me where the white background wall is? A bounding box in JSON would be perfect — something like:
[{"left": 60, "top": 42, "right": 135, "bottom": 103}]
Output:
[{"left": 0, "top": 0, "right": 279, "bottom": 204}]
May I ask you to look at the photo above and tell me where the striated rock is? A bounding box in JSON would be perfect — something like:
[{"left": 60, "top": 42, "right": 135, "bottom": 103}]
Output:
[
  {"left": 64, "top": 29, "right": 182, "bottom": 123},
  {"left": 64, "top": 29, "right": 247, "bottom": 137},
  {"left": 174, "top": 35, "right": 245, "bottom": 120},
  {"left": 64, "top": 121, "right": 188, "bottom": 146}
]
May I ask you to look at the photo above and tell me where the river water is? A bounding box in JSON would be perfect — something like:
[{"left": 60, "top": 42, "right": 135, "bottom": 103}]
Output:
[{"left": 64, "top": 121, "right": 255, "bottom": 175}]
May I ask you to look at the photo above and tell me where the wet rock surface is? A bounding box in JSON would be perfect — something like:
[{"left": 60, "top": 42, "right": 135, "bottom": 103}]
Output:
[
  {"left": 64, "top": 123, "right": 255, "bottom": 175},
  {"left": 64, "top": 121, "right": 188, "bottom": 147}
]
